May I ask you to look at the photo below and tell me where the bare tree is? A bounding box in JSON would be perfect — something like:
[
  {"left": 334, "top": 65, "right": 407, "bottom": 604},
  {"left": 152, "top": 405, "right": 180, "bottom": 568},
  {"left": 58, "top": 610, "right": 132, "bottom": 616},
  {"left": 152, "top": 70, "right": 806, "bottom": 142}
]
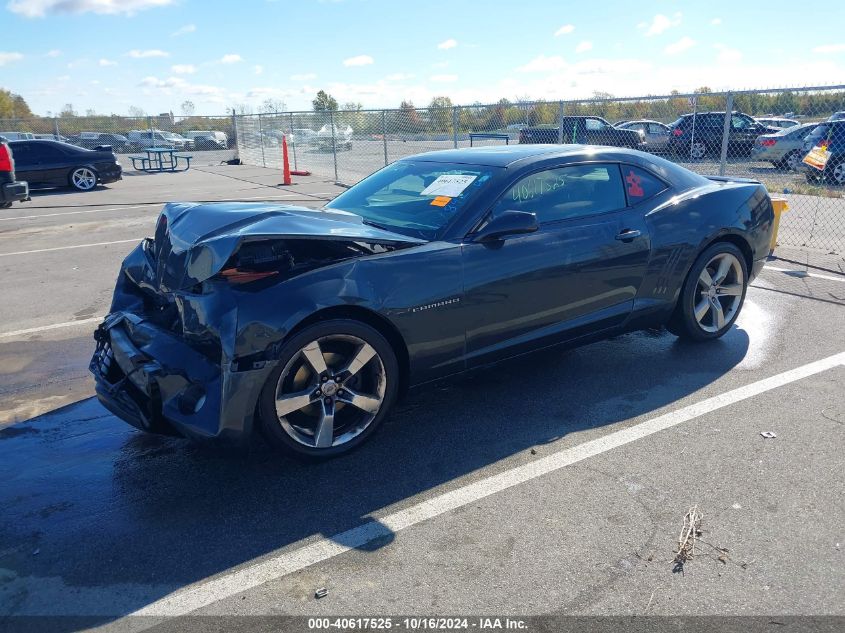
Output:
[{"left": 181, "top": 100, "right": 196, "bottom": 117}]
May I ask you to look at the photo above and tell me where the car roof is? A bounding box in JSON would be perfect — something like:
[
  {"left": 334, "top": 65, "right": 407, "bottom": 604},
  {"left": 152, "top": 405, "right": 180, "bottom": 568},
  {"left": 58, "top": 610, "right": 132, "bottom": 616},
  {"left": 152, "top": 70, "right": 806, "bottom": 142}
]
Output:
[{"left": 401, "top": 144, "right": 658, "bottom": 168}]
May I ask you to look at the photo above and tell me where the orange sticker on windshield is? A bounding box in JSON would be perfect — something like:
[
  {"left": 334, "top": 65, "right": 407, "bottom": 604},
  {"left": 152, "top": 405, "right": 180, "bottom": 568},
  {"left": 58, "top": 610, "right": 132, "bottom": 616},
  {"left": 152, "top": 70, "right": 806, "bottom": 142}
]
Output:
[{"left": 430, "top": 196, "right": 451, "bottom": 207}]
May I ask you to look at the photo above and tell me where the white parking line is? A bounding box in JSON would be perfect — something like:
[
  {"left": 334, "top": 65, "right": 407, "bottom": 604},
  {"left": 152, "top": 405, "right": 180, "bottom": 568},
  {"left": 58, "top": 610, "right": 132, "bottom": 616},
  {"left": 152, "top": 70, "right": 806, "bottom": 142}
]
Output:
[
  {"left": 0, "top": 316, "right": 104, "bottom": 339},
  {"left": 0, "top": 204, "right": 157, "bottom": 222},
  {"left": 764, "top": 265, "right": 845, "bottom": 283},
  {"left": 0, "top": 238, "right": 138, "bottom": 258},
  {"left": 132, "top": 350, "right": 845, "bottom": 617}
]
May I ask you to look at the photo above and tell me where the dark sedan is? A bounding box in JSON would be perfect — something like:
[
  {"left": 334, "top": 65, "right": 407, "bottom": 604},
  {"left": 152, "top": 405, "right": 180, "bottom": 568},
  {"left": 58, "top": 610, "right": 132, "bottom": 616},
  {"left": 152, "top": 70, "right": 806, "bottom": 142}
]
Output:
[
  {"left": 91, "top": 145, "right": 774, "bottom": 457},
  {"left": 9, "top": 139, "right": 122, "bottom": 191}
]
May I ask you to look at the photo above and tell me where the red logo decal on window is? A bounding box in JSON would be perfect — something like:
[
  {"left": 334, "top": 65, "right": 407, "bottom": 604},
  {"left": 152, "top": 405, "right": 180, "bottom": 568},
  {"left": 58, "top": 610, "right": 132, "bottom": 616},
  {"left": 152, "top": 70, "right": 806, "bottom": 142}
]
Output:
[{"left": 626, "top": 170, "right": 644, "bottom": 197}]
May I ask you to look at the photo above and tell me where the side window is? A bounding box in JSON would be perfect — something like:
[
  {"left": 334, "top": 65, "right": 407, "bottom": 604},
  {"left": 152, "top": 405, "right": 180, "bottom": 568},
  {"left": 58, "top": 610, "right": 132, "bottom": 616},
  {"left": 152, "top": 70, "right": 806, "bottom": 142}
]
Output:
[
  {"left": 492, "top": 164, "right": 625, "bottom": 224},
  {"left": 648, "top": 123, "right": 666, "bottom": 134},
  {"left": 37, "top": 145, "right": 66, "bottom": 161},
  {"left": 622, "top": 166, "right": 667, "bottom": 204},
  {"left": 9, "top": 143, "right": 32, "bottom": 164},
  {"left": 585, "top": 118, "right": 606, "bottom": 131},
  {"left": 732, "top": 115, "right": 751, "bottom": 130}
]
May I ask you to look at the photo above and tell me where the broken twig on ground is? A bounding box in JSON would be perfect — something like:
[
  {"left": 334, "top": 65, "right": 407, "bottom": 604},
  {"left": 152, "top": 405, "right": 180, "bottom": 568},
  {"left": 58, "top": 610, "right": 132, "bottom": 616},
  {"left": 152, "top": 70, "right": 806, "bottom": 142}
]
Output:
[{"left": 673, "top": 505, "right": 702, "bottom": 573}]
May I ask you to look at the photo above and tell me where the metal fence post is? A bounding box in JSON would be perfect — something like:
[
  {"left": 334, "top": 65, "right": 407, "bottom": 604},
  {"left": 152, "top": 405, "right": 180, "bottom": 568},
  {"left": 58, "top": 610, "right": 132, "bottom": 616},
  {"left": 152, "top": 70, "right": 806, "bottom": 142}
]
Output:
[
  {"left": 288, "top": 112, "right": 298, "bottom": 171},
  {"left": 257, "top": 113, "right": 266, "bottom": 167},
  {"left": 329, "top": 109, "right": 339, "bottom": 182},
  {"left": 557, "top": 101, "right": 565, "bottom": 144},
  {"left": 382, "top": 110, "right": 388, "bottom": 166},
  {"left": 53, "top": 117, "right": 60, "bottom": 141},
  {"left": 452, "top": 107, "right": 459, "bottom": 148},
  {"left": 147, "top": 116, "right": 154, "bottom": 147},
  {"left": 718, "top": 92, "right": 734, "bottom": 176},
  {"left": 231, "top": 108, "right": 238, "bottom": 159}
]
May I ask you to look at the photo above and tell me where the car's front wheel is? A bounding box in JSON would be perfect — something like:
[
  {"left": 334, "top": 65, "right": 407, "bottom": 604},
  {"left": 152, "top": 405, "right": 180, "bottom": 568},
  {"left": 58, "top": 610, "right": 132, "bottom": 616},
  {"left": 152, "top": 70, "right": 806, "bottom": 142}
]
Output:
[
  {"left": 689, "top": 141, "right": 708, "bottom": 160},
  {"left": 668, "top": 242, "right": 748, "bottom": 341},
  {"left": 258, "top": 319, "right": 399, "bottom": 457},
  {"left": 69, "top": 166, "right": 98, "bottom": 191},
  {"left": 827, "top": 160, "right": 845, "bottom": 186}
]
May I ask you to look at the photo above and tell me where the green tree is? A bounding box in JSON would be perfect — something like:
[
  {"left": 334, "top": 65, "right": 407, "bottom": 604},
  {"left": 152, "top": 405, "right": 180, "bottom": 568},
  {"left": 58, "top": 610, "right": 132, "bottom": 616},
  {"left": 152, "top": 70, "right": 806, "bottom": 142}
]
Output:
[
  {"left": 0, "top": 89, "right": 34, "bottom": 118},
  {"left": 312, "top": 90, "right": 338, "bottom": 112},
  {"left": 428, "top": 96, "right": 453, "bottom": 132},
  {"left": 59, "top": 103, "right": 77, "bottom": 118}
]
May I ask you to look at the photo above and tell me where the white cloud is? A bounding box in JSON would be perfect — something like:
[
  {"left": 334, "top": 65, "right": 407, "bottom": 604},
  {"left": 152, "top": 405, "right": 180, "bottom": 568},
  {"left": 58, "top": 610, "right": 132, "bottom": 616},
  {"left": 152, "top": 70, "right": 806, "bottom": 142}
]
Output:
[
  {"left": 171, "top": 24, "right": 196, "bottom": 37},
  {"left": 714, "top": 44, "right": 742, "bottom": 63},
  {"left": 139, "top": 75, "right": 222, "bottom": 95},
  {"left": 254, "top": 65, "right": 264, "bottom": 75},
  {"left": 813, "top": 43, "right": 845, "bottom": 54},
  {"left": 431, "top": 61, "right": 450, "bottom": 69},
  {"left": 8, "top": 0, "right": 174, "bottom": 18},
  {"left": 664, "top": 36, "right": 696, "bottom": 55},
  {"left": 127, "top": 49, "right": 169, "bottom": 58},
  {"left": 99, "top": 58, "right": 118, "bottom": 67},
  {"left": 0, "top": 52, "right": 24, "bottom": 66},
  {"left": 710, "top": 18, "right": 722, "bottom": 25},
  {"left": 518, "top": 54, "right": 567, "bottom": 73},
  {"left": 437, "top": 38, "right": 458, "bottom": 50},
  {"left": 44, "top": 49, "right": 62, "bottom": 57},
  {"left": 642, "top": 13, "right": 682, "bottom": 36},
  {"left": 575, "top": 41, "right": 593, "bottom": 54},
  {"left": 386, "top": 73, "right": 414, "bottom": 81},
  {"left": 290, "top": 73, "right": 317, "bottom": 80},
  {"left": 430, "top": 74, "right": 458, "bottom": 82},
  {"left": 343, "top": 54, "right": 374, "bottom": 67},
  {"left": 554, "top": 24, "right": 575, "bottom": 36},
  {"left": 171, "top": 64, "right": 196, "bottom": 74},
  {"left": 220, "top": 54, "right": 243, "bottom": 64}
]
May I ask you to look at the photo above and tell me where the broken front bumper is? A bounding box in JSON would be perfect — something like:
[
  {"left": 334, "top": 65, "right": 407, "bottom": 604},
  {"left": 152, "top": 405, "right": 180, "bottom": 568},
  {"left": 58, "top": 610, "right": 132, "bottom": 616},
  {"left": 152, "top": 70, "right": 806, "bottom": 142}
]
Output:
[{"left": 90, "top": 312, "right": 271, "bottom": 444}]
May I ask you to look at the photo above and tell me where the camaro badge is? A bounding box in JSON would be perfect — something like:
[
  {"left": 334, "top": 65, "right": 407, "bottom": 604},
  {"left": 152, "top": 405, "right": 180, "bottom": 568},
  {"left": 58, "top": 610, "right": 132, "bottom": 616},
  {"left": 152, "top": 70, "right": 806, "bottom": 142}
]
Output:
[{"left": 410, "top": 297, "right": 461, "bottom": 313}]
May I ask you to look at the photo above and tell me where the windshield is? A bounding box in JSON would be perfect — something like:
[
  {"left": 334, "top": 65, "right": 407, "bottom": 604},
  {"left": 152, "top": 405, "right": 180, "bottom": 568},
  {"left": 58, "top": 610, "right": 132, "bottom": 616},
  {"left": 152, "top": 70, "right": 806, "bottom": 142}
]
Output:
[{"left": 325, "top": 160, "right": 498, "bottom": 240}]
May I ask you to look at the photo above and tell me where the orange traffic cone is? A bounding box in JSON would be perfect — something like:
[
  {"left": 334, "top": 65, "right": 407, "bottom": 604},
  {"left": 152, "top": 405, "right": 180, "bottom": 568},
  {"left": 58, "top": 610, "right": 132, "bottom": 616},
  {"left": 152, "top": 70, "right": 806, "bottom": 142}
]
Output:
[{"left": 281, "top": 135, "right": 292, "bottom": 186}]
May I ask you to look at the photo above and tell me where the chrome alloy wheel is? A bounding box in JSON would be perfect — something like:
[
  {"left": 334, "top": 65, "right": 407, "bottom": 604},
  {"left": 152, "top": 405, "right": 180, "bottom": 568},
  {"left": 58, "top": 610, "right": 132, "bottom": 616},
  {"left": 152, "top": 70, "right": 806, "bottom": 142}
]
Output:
[
  {"left": 693, "top": 252, "right": 744, "bottom": 333},
  {"left": 274, "top": 334, "right": 386, "bottom": 448},
  {"left": 71, "top": 167, "right": 97, "bottom": 190},
  {"left": 689, "top": 141, "right": 707, "bottom": 160}
]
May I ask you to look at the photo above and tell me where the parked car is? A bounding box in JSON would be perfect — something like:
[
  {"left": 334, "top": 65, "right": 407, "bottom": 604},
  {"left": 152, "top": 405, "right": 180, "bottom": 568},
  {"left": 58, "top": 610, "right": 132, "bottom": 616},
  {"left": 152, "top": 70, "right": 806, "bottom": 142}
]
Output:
[
  {"left": 290, "top": 128, "right": 317, "bottom": 147},
  {"left": 9, "top": 140, "right": 122, "bottom": 191},
  {"left": 91, "top": 145, "right": 773, "bottom": 457},
  {"left": 667, "top": 111, "right": 778, "bottom": 159},
  {"left": 163, "top": 132, "right": 194, "bottom": 150},
  {"left": 126, "top": 130, "right": 189, "bottom": 151},
  {"left": 755, "top": 117, "right": 799, "bottom": 129},
  {"left": 751, "top": 122, "right": 817, "bottom": 170},
  {"left": 316, "top": 124, "right": 353, "bottom": 150},
  {"left": 34, "top": 133, "right": 70, "bottom": 142},
  {"left": 827, "top": 112, "right": 845, "bottom": 121},
  {"left": 0, "top": 132, "right": 35, "bottom": 141},
  {"left": 0, "top": 138, "right": 29, "bottom": 208},
  {"left": 519, "top": 116, "right": 644, "bottom": 149},
  {"left": 801, "top": 120, "right": 845, "bottom": 185},
  {"left": 67, "top": 132, "right": 129, "bottom": 152},
  {"left": 616, "top": 120, "right": 672, "bottom": 153},
  {"left": 184, "top": 130, "right": 228, "bottom": 149}
]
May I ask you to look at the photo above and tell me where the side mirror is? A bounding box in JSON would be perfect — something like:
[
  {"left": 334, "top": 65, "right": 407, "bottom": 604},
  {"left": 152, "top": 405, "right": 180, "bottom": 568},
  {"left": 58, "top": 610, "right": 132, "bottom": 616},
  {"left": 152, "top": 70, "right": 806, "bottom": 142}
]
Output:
[{"left": 472, "top": 210, "right": 539, "bottom": 243}]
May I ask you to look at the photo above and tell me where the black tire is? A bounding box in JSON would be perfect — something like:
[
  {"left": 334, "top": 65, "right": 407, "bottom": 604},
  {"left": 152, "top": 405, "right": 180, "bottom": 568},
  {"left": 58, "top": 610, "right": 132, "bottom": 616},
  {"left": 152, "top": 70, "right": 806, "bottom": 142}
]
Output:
[
  {"left": 667, "top": 242, "right": 749, "bottom": 341},
  {"left": 258, "top": 318, "right": 399, "bottom": 458},
  {"left": 825, "top": 160, "right": 845, "bottom": 186},
  {"left": 69, "top": 166, "right": 98, "bottom": 191},
  {"left": 0, "top": 202, "right": 12, "bottom": 209}
]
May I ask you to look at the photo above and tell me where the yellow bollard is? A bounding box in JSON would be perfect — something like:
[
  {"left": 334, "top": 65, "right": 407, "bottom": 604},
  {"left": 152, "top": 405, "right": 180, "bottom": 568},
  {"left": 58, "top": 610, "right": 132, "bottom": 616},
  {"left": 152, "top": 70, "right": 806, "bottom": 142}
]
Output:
[{"left": 769, "top": 197, "right": 789, "bottom": 255}]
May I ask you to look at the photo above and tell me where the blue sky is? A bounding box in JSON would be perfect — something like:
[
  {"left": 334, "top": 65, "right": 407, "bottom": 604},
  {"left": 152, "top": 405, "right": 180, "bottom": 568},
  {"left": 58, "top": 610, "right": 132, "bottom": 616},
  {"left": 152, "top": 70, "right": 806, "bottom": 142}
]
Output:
[{"left": 2, "top": 0, "right": 844, "bottom": 116}]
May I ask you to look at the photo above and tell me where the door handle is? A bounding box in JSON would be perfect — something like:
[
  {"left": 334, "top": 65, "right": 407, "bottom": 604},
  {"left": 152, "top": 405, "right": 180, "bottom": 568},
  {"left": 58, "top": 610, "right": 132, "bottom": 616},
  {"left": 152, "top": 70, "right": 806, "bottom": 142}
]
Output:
[{"left": 615, "top": 229, "right": 642, "bottom": 241}]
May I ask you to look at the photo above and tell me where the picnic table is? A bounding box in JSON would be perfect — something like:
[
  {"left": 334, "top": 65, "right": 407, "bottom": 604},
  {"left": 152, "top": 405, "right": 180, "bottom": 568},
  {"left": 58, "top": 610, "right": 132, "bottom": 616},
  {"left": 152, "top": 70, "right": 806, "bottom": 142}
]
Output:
[{"left": 129, "top": 147, "right": 193, "bottom": 172}]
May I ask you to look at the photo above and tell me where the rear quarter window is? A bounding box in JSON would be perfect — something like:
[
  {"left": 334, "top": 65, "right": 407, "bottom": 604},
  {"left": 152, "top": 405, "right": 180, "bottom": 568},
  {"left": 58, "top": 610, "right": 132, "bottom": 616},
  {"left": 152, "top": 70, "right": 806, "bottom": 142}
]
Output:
[{"left": 621, "top": 166, "right": 668, "bottom": 205}]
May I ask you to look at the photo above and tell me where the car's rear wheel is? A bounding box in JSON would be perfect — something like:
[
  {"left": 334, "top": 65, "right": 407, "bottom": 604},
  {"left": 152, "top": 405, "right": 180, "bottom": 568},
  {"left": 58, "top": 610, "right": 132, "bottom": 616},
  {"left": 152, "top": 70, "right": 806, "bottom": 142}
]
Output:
[
  {"left": 1, "top": 202, "right": 12, "bottom": 209},
  {"left": 785, "top": 150, "right": 803, "bottom": 171},
  {"left": 827, "top": 161, "right": 845, "bottom": 186},
  {"left": 689, "top": 141, "right": 707, "bottom": 160},
  {"left": 668, "top": 242, "right": 748, "bottom": 341},
  {"left": 69, "top": 166, "right": 97, "bottom": 191},
  {"left": 258, "top": 319, "right": 399, "bottom": 457}
]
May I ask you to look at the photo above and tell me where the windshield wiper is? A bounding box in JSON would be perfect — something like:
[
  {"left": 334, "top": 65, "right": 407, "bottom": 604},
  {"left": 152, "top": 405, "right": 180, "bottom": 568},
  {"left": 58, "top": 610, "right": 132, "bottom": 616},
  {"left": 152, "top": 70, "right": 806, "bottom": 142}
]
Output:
[{"left": 361, "top": 219, "right": 393, "bottom": 232}]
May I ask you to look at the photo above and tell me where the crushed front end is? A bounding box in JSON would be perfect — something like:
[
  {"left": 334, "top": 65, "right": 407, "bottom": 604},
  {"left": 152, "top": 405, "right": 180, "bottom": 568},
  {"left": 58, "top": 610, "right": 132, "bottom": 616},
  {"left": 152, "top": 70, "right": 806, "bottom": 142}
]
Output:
[{"left": 90, "top": 236, "right": 273, "bottom": 444}]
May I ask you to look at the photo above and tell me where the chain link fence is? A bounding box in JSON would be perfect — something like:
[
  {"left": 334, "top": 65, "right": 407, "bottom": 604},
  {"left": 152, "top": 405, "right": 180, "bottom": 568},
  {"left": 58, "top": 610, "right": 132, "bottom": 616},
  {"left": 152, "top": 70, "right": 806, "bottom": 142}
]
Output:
[
  {"left": 0, "top": 113, "right": 237, "bottom": 163},
  {"left": 1, "top": 85, "right": 843, "bottom": 252},
  {"left": 235, "top": 85, "right": 845, "bottom": 253}
]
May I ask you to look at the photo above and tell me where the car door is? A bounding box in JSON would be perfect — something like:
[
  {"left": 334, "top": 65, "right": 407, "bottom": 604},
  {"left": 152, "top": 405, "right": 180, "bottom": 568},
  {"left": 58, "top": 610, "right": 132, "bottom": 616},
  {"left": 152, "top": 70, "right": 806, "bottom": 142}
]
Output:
[
  {"left": 461, "top": 162, "right": 652, "bottom": 366},
  {"left": 584, "top": 117, "right": 613, "bottom": 145},
  {"left": 729, "top": 114, "right": 760, "bottom": 153},
  {"left": 8, "top": 142, "right": 40, "bottom": 185}
]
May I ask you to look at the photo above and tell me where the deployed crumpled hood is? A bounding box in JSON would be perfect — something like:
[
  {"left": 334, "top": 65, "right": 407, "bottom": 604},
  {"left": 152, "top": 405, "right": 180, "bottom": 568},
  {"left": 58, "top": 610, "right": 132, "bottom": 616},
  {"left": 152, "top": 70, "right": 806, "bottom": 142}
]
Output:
[{"left": 152, "top": 202, "right": 424, "bottom": 292}]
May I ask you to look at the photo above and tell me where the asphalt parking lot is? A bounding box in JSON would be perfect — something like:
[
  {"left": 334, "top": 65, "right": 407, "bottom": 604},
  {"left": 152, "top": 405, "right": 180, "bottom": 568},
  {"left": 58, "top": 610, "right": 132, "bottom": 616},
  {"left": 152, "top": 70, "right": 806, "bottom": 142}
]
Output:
[{"left": 0, "top": 163, "right": 843, "bottom": 629}]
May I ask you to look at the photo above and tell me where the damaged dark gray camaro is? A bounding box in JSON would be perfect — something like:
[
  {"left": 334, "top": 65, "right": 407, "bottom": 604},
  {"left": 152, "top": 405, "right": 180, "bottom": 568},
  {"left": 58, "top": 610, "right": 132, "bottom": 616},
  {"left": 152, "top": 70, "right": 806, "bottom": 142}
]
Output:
[{"left": 91, "top": 146, "right": 774, "bottom": 456}]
